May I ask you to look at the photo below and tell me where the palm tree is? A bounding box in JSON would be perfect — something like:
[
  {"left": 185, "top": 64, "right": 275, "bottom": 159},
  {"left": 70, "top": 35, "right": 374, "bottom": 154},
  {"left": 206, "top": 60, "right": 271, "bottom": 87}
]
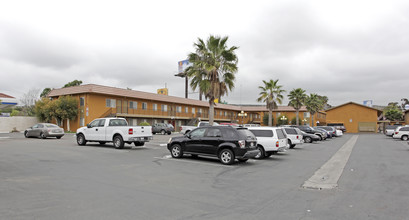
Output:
[
  {"left": 257, "top": 79, "right": 285, "bottom": 126},
  {"left": 288, "top": 88, "right": 307, "bottom": 125},
  {"left": 304, "top": 93, "right": 324, "bottom": 126},
  {"left": 187, "top": 35, "right": 238, "bottom": 125}
]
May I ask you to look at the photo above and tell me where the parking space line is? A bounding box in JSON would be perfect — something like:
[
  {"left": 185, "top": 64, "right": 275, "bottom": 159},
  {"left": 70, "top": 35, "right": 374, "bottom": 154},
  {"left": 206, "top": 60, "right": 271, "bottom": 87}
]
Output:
[
  {"left": 302, "top": 135, "right": 359, "bottom": 190},
  {"left": 154, "top": 155, "right": 255, "bottom": 167}
]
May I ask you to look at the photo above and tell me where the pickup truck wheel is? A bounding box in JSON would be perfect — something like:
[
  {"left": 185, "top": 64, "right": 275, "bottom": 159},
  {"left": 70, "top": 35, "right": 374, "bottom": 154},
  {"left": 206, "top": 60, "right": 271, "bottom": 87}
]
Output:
[
  {"left": 402, "top": 135, "right": 409, "bottom": 141},
  {"left": 134, "top": 141, "right": 145, "bottom": 146},
  {"left": 76, "top": 134, "right": 87, "bottom": 146},
  {"left": 254, "top": 146, "right": 265, "bottom": 159},
  {"left": 219, "top": 149, "right": 235, "bottom": 165},
  {"left": 170, "top": 144, "right": 183, "bottom": 158},
  {"left": 113, "top": 136, "right": 124, "bottom": 149},
  {"left": 161, "top": 130, "right": 166, "bottom": 135},
  {"left": 99, "top": 142, "right": 106, "bottom": 145}
]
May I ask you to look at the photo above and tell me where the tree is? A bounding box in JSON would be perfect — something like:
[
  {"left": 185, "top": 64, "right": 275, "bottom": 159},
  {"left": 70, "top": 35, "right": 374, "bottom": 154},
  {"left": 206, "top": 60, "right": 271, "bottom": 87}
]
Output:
[
  {"left": 187, "top": 35, "right": 238, "bottom": 125},
  {"left": 257, "top": 79, "right": 285, "bottom": 126},
  {"left": 63, "top": 80, "right": 82, "bottom": 88},
  {"left": 35, "top": 96, "right": 78, "bottom": 131},
  {"left": 384, "top": 103, "right": 403, "bottom": 121},
  {"left": 20, "top": 89, "right": 40, "bottom": 116},
  {"left": 262, "top": 114, "right": 274, "bottom": 126},
  {"left": 288, "top": 88, "right": 307, "bottom": 125},
  {"left": 304, "top": 93, "right": 324, "bottom": 126},
  {"left": 40, "top": 88, "right": 51, "bottom": 98}
]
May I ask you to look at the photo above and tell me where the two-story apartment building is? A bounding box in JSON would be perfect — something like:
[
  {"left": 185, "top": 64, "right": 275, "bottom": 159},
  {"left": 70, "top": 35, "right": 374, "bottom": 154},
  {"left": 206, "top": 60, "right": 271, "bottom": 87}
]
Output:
[{"left": 48, "top": 84, "right": 325, "bottom": 131}]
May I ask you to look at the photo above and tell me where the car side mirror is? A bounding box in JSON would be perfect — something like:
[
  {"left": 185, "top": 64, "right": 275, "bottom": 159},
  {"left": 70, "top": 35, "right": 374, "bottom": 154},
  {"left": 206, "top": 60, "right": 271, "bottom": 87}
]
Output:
[
  {"left": 186, "top": 134, "right": 191, "bottom": 139},
  {"left": 87, "top": 124, "right": 91, "bottom": 128}
]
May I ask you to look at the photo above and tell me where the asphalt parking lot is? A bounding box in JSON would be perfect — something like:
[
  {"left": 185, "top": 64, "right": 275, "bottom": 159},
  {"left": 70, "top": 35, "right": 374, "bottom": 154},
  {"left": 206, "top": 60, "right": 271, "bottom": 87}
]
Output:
[{"left": 1, "top": 132, "right": 409, "bottom": 220}]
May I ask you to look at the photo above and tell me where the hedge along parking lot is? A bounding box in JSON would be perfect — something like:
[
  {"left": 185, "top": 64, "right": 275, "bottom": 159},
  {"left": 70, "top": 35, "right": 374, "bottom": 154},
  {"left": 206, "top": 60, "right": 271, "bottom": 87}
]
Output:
[{"left": 1, "top": 133, "right": 409, "bottom": 219}]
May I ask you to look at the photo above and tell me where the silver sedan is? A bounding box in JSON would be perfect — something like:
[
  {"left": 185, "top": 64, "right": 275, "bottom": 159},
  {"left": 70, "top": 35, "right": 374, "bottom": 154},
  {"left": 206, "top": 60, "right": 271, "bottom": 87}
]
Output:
[{"left": 24, "top": 123, "right": 65, "bottom": 139}]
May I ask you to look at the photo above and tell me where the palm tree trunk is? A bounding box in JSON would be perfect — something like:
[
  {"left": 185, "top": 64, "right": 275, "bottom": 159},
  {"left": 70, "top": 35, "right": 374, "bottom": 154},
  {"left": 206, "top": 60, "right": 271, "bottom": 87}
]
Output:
[
  {"left": 311, "top": 114, "right": 314, "bottom": 127},
  {"left": 209, "top": 100, "right": 215, "bottom": 125},
  {"left": 296, "top": 109, "right": 299, "bottom": 125},
  {"left": 268, "top": 107, "right": 273, "bottom": 127},
  {"left": 199, "top": 91, "right": 202, "bottom": 101}
]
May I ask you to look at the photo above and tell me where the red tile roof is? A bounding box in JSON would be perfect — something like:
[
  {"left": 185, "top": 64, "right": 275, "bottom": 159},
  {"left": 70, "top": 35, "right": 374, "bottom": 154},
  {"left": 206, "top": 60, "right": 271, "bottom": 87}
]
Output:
[{"left": 0, "top": 93, "right": 15, "bottom": 99}]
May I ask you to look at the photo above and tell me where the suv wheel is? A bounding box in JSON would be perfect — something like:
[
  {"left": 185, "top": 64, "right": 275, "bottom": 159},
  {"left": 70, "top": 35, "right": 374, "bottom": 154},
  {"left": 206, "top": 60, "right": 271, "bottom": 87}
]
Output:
[
  {"left": 170, "top": 144, "right": 183, "bottom": 158},
  {"left": 219, "top": 149, "right": 235, "bottom": 165},
  {"left": 254, "top": 146, "right": 265, "bottom": 159},
  {"left": 305, "top": 136, "right": 312, "bottom": 143},
  {"left": 402, "top": 135, "right": 409, "bottom": 141},
  {"left": 288, "top": 139, "right": 295, "bottom": 149}
]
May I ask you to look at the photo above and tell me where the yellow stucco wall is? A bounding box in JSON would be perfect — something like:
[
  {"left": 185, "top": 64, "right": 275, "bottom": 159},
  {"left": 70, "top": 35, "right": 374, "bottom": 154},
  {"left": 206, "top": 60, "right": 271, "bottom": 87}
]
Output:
[
  {"left": 405, "top": 111, "right": 409, "bottom": 125},
  {"left": 326, "top": 103, "right": 379, "bottom": 133}
]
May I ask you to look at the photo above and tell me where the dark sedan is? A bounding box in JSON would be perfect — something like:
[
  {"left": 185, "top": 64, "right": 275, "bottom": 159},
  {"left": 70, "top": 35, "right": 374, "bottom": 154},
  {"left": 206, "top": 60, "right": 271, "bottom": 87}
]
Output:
[
  {"left": 167, "top": 126, "right": 258, "bottom": 165},
  {"left": 24, "top": 123, "right": 65, "bottom": 139},
  {"left": 300, "top": 131, "right": 320, "bottom": 143}
]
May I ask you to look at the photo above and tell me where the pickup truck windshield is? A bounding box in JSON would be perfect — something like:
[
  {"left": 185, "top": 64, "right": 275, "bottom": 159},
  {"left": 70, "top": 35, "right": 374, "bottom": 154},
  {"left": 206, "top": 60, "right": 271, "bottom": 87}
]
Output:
[{"left": 109, "top": 119, "right": 128, "bottom": 126}]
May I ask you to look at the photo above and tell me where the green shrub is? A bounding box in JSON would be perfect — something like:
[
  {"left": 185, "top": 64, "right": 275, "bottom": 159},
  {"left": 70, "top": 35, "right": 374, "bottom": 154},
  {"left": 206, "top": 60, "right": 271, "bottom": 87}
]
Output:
[{"left": 139, "top": 122, "right": 150, "bottom": 126}]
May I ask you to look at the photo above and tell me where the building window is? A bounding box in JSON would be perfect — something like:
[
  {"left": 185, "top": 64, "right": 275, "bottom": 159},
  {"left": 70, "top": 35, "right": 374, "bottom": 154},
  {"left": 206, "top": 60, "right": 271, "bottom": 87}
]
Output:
[
  {"left": 177, "top": 106, "right": 182, "bottom": 113},
  {"left": 224, "top": 111, "right": 227, "bottom": 117},
  {"left": 304, "top": 112, "right": 310, "bottom": 118},
  {"left": 129, "top": 101, "right": 137, "bottom": 109},
  {"left": 142, "top": 102, "right": 148, "bottom": 110},
  {"left": 198, "top": 108, "right": 202, "bottom": 113},
  {"left": 80, "top": 97, "right": 85, "bottom": 106},
  {"left": 106, "top": 99, "right": 116, "bottom": 108},
  {"left": 185, "top": 107, "right": 188, "bottom": 113},
  {"left": 220, "top": 111, "right": 222, "bottom": 116},
  {"left": 153, "top": 104, "right": 157, "bottom": 111},
  {"left": 162, "top": 104, "right": 168, "bottom": 112},
  {"left": 192, "top": 107, "right": 195, "bottom": 114}
]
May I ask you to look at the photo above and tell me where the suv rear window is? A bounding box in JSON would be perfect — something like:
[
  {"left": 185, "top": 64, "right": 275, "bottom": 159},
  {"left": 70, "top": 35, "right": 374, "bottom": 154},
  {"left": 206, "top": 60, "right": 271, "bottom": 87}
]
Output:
[
  {"left": 237, "top": 129, "right": 257, "bottom": 140},
  {"left": 400, "top": 127, "right": 409, "bottom": 131},
  {"left": 276, "top": 129, "right": 286, "bottom": 139},
  {"left": 249, "top": 129, "right": 273, "bottom": 137},
  {"left": 284, "top": 128, "right": 297, "bottom": 135}
]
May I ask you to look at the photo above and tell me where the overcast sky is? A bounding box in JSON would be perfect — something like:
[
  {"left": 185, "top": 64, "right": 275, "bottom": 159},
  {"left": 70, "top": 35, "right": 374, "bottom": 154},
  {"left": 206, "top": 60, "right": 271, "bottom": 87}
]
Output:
[{"left": 1, "top": 0, "right": 408, "bottom": 107}]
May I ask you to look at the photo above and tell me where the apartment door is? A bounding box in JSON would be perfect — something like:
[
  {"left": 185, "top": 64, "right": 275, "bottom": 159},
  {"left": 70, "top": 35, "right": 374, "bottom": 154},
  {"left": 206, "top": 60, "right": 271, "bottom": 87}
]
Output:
[
  {"left": 123, "top": 101, "right": 128, "bottom": 114},
  {"left": 117, "top": 100, "right": 122, "bottom": 113}
]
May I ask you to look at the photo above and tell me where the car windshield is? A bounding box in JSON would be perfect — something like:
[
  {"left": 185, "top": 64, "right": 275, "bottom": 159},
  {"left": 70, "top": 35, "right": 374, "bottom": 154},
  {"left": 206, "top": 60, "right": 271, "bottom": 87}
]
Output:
[{"left": 45, "top": 124, "right": 59, "bottom": 128}]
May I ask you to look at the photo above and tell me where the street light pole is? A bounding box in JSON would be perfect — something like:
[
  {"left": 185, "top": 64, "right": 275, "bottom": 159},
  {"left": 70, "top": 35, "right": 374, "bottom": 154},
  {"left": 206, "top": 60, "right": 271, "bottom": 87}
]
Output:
[{"left": 238, "top": 110, "right": 247, "bottom": 126}]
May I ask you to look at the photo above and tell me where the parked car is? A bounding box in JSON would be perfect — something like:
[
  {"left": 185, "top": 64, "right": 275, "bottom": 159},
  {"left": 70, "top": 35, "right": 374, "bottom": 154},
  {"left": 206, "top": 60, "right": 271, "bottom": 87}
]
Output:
[
  {"left": 24, "top": 123, "right": 65, "bottom": 139},
  {"left": 282, "top": 127, "right": 303, "bottom": 148},
  {"left": 300, "top": 131, "right": 320, "bottom": 143},
  {"left": 327, "top": 123, "right": 346, "bottom": 132},
  {"left": 392, "top": 126, "right": 409, "bottom": 141},
  {"left": 248, "top": 127, "right": 288, "bottom": 159},
  {"left": 76, "top": 118, "right": 153, "bottom": 149},
  {"left": 292, "top": 125, "right": 325, "bottom": 141},
  {"left": 316, "top": 126, "right": 336, "bottom": 137},
  {"left": 152, "top": 123, "right": 174, "bottom": 135},
  {"left": 314, "top": 127, "right": 331, "bottom": 139},
  {"left": 384, "top": 125, "right": 400, "bottom": 137},
  {"left": 167, "top": 126, "right": 258, "bottom": 165},
  {"left": 335, "top": 129, "right": 343, "bottom": 137}
]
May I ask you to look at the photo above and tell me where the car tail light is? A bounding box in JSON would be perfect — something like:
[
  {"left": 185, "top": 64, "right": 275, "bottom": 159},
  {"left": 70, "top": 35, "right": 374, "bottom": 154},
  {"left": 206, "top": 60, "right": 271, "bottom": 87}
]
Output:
[
  {"left": 180, "top": 126, "right": 183, "bottom": 132},
  {"left": 296, "top": 135, "right": 299, "bottom": 139},
  {"left": 238, "top": 140, "right": 246, "bottom": 148},
  {"left": 129, "top": 128, "right": 133, "bottom": 135},
  {"left": 395, "top": 132, "right": 398, "bottom": 134},
  {"left": 276, "top": 141, "right": 279, "bottom": 147}
]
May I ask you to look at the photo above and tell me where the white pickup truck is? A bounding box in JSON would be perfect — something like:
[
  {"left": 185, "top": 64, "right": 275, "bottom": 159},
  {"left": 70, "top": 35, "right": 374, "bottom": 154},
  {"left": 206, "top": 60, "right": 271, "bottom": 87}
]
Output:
[
  {"left": 180, "top": 121, "right": 219, "bottom": 134},
  {"left": 76, "top": 118, "right": 153, "bottom": 149}
]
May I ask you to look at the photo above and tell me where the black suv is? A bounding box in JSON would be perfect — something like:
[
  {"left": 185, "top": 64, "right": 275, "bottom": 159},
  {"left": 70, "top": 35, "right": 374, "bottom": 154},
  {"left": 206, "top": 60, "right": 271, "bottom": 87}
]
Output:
[{"left": 167, "top": 126, "right": 258, "bottom": 165}]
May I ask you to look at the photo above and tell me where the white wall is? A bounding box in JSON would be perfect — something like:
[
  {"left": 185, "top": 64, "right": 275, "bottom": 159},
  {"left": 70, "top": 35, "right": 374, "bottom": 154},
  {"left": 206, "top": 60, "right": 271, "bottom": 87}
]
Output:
[{"left": 0, "top": 117, "right": 39, "bottom": 133}]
